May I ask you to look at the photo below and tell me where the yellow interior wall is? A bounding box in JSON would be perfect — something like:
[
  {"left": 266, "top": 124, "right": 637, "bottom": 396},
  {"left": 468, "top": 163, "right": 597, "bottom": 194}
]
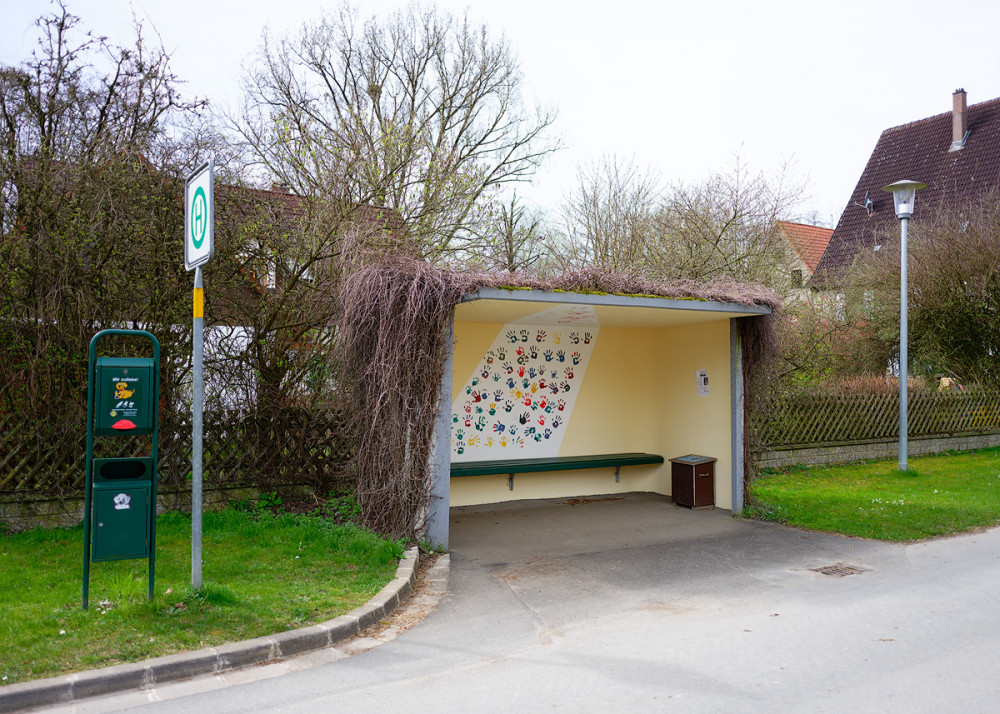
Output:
[
  {"left": 558, "top": 327, "right": 661, "bottom": 455},
  {"left": 449, "top": 464, "right": 663, "bottom": 507},
  {"left": 655, "top": 320, "right": 733, "bottom": 509},
  {"left": 451, "top": 322, "right": 502, "bottom": 396},
  {"left": 449, "top": 318, "right": 734, "bottom": 510}
]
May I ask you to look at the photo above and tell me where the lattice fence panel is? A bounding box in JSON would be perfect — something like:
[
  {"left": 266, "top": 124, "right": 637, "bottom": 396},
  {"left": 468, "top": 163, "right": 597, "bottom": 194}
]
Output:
[
  {"left": 1, "top": 406, "right": 352, "bottom": 498},
  {"left": 756, "top": 390, "right": 1000, "bottom": 450}
]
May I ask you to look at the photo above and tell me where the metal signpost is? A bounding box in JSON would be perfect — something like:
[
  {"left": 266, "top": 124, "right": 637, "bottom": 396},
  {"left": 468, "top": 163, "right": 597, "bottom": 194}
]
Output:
[{"left": 185, "top": 159, "right": 214, "bottom": 590}]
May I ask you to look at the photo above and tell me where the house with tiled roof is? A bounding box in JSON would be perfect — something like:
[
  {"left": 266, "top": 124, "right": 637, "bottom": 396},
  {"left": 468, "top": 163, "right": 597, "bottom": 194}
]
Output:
[
  {"left": 812, "top": 89, "right": 1000, "bottom": 288},
  {"left": 777, "top": 221, "right": 833, "bottom": 296},
  {"left": 229, "top": 183, "right": 405, "bottom": 291}
]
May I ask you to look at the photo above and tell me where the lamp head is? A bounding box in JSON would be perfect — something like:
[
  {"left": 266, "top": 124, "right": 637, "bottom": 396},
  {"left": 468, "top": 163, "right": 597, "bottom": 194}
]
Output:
[{"left": 881, "top": 180, "right": 928, "bottom": 219}]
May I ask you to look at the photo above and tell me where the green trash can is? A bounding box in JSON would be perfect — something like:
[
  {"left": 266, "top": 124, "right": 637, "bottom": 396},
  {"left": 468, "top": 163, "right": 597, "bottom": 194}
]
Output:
[{"left": 91, "top": 457, "right": 154, "bottom": 562}]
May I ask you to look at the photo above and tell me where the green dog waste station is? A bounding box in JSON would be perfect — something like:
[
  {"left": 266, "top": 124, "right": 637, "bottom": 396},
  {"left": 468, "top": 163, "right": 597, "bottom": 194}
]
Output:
[{"left": 83, "top": 330, "right": 161, "bottom": 609}]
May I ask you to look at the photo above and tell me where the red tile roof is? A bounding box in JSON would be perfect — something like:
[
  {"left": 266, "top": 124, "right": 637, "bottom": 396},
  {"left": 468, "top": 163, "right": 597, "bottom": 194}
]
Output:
[
  {"left": 812, "top": 94, "right": 1000, "bottom": 287},
  {"left": 778, "top": 221, "right": 833, "bottom": 273}
]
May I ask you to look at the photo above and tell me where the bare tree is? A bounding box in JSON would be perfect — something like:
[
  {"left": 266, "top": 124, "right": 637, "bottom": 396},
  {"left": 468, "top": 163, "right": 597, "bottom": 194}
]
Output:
[
  {"left": 0, "top": 3, "right": 200, "bottom": 170},
  {"left": 652, "top": 159, "right": 802, "bottom": 286},
  {"left": 0, "top": 3, "right": 206, "bottom": 337},
  {"left": 556, "top": 155, "right": 804, "bottom": 287},
  {"left": 559, "top": 155, "right": 660, "bottom": 271},
  {"left": 462, "top": 191, "right": 547, "bottom": 273},
  {"left": 237, "top": 3, "right": 558, "bottom": 260}
]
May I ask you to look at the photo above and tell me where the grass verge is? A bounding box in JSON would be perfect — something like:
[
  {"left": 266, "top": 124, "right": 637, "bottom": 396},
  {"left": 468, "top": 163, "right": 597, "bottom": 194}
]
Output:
[
  {"left": 745, "top": 446, "right": 1000, "bottom": 541},
  {"left": 0, "top": 508, "right": 404, "bottom": 686}
]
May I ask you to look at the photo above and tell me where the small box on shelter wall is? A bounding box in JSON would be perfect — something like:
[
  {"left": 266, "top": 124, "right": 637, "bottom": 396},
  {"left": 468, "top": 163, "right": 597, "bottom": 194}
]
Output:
[{"left": 670, "top": 455, "right": 716, "bottom": 509}]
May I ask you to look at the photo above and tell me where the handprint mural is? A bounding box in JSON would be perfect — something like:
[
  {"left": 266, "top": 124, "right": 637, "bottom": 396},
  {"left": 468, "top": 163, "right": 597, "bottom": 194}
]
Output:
[{"left": 451, "top": 305, "right": 599, "bottom": 459}]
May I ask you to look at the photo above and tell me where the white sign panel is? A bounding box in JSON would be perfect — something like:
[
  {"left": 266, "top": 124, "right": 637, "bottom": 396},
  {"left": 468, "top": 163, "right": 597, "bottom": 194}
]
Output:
[
  {"left": 184, "top": 160, "right": 214, "bottom": 271},
  {"left": 697, "top": 368, "right": 710, "bottom": 397}
]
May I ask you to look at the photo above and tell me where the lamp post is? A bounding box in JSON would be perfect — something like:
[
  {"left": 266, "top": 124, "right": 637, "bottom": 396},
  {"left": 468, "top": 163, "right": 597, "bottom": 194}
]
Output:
[{"left": 881, "top": 180, "right": 927, "bottom": 471}]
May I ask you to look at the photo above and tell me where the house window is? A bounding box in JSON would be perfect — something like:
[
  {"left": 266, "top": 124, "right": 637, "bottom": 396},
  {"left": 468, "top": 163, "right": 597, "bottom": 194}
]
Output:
[
  {"left": 242, "top": 239, "right": 276, "bottom": 289},
  {"left": 791, "top": 269, "right": 803, "bottom": 287},
  {"left": 285, "top": 256, "right": 312, "bottom": 283},
  {"left": 863, "top": 290, "right": 875, "bottom": 316}
]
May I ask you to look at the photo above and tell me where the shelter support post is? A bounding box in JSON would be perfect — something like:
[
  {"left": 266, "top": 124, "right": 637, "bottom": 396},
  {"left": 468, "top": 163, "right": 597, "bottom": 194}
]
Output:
[
  {"left": 427, "top": 315, "right": 454, "bottom": 550},
  {"left": 730, "top": 319, "right": 745, "bottom": 514}
]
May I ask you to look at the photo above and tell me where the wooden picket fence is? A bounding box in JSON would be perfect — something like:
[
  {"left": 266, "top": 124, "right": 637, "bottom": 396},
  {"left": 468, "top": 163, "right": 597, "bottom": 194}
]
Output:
[{"left": 755, "top": 389, "right": 1000, "bottom": 449}]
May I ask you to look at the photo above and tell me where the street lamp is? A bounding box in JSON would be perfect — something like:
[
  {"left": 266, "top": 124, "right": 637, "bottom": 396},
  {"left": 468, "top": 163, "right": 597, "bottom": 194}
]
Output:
[{"left": 881, "top": 179, "right": 928, "bottom": 471}]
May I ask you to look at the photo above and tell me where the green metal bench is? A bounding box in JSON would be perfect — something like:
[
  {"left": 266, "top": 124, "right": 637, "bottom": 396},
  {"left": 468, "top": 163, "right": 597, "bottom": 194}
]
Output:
[{"left": 451, "top": 452, "right": 664, "bottom": 490}]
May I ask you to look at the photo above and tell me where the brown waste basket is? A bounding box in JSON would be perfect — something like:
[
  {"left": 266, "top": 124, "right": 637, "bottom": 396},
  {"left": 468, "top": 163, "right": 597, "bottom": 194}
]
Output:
[{"left": 670, "top": 455, "right": 716, "bottom": 509}]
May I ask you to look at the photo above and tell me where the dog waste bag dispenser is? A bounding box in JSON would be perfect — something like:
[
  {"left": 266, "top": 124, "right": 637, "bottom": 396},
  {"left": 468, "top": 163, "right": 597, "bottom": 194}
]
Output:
[
  {"left": 94, "top": 358, "right": 154, "bottom": 436},
  {"left": 83, "top": 331, "right": 160, "bottom": 609}
]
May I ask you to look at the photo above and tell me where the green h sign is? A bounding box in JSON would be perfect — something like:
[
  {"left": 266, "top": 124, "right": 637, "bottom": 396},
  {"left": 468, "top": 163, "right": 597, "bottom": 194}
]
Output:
[{"left": 184, "top": 160, "right": 214, "bottom": 271}]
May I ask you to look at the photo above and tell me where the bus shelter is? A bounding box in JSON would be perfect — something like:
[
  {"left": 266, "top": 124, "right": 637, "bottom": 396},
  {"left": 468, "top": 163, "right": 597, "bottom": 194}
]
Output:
[{"left": 426, "top": 288, "right": 771, "bottom": 548}]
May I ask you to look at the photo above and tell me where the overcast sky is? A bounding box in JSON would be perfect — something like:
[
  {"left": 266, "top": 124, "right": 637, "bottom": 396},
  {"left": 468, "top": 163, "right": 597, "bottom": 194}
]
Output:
[{"left": 4, "top": 0, "right": 1000, "bottom": 227}]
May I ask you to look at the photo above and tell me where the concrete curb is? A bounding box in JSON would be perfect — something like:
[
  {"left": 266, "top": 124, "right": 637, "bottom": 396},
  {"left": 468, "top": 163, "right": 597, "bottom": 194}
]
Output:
[{"left": 1, "top": 546, "right": 420, "bottom": 713}]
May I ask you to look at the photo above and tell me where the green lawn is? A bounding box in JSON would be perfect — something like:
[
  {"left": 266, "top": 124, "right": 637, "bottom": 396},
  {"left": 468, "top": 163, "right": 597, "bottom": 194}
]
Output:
[
  {"left": 745, "top": 447, "right": 1000, "bottom": 541},
  {"left": 0, "top": 508, "right": 404, "bottom": 686}
]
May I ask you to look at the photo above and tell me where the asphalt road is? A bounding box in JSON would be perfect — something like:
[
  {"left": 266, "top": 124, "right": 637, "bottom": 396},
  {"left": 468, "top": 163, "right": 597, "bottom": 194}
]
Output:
[{"left": 54, "top": 493, "right": 1000, "bottom": 713}]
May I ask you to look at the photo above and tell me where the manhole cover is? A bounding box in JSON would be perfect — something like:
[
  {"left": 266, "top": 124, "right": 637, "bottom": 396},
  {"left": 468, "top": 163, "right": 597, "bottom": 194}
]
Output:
[{"left": 810, "top": 563, "right": 870, "bottom": 577}]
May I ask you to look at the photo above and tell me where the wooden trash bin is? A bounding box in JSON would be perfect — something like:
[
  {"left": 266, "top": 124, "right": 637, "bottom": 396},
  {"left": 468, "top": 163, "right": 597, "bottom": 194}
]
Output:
[{"left": 670, "top": 455, "right": 716, "bottom": 509}]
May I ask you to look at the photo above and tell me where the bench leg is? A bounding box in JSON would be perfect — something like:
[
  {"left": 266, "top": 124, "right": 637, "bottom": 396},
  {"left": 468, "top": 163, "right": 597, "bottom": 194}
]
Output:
[
  {"left": 615, "top": 465, "right": 621, "bottom": 483},
  {"left": 508, "top": 473, "right": 515, "bottom": 491}
]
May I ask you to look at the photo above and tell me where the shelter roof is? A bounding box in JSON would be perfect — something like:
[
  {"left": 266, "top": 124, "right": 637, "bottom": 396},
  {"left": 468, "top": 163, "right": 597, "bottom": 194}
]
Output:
[{"left": 457, "top": 287, "right": 770, "bottom": 328}]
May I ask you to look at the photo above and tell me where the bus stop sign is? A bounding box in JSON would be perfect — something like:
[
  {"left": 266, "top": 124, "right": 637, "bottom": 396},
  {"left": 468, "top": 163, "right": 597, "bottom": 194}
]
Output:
[{"left": 185, "top": 160, "right": 214, "bottom": 271}]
